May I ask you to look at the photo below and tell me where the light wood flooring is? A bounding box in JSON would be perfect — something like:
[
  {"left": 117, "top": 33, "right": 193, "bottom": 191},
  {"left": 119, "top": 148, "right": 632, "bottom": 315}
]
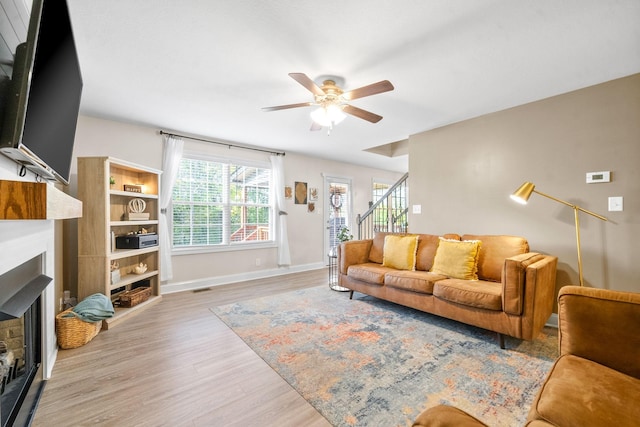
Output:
[{"left": 33, "top": 269, "right": 333, "bottom": 427}]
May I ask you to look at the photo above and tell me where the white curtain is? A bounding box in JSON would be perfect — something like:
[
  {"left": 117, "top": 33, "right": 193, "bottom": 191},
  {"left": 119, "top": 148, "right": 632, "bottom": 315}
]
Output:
[
  {"left": 159, "top": 134, "right": 184, "bottom": 281},
  {"left": 270, "top": 154, "right": 291, "bottom": 266}
]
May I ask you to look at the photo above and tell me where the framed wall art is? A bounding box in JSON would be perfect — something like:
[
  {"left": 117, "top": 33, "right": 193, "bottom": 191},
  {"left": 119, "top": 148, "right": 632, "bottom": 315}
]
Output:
[
  {"left": 309, "top": 187, "right": 318, "bottom": 201},
  {"left": 295, "top": 181, "right": 307, "bottom": 204}
]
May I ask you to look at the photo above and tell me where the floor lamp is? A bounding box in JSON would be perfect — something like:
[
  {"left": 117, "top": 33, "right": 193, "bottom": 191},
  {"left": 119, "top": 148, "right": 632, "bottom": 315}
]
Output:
[{"left": 510, "top": 181, "right": 607, "bottom": 287}]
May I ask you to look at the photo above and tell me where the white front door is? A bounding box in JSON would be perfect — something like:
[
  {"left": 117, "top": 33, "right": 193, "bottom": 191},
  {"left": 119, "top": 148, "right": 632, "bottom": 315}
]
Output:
[{"left": 324, "top": 175, "right": 352, "bottom": 262}]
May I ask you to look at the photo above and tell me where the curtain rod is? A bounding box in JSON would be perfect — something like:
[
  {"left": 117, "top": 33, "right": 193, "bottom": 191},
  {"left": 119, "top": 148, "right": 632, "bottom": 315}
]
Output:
[{"left": 159, "top": 130, "right": 285, "bottom": 156}]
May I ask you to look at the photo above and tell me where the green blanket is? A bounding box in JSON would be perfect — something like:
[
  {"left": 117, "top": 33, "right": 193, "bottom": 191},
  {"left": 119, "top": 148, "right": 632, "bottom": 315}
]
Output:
[{"left": 63, "top": 293, "right": 115, "bottom": 322}]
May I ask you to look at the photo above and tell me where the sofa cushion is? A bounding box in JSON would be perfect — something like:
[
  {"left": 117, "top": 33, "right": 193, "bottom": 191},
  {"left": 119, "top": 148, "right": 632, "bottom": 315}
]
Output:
[
  {"left": 384, "top": 270, "right": 448, "bottom": 295},
  {"left": 347, "top": 263, "right": 394, "bottom": 285},
  {"left": 528, "top": 354, "right": 640, "bottom": 427},
  {"left": 370, "top": 232, "right": 459, "bottom": 266},
  {"left": 462, "top": 234, "right": 529, "bottom": 282},
  {"left": 382, "top": 234, "right": 419, "bottom": 270},
  {"left": 415, "top": 233, "right": 460, "bottom": 271},
  {"left": 558, "top": 286, "right": 640, "bottom": 379},
  {"left": 369, "top": 232, "right": 393, "bottom": 263},
  {"left": 433, "top": 279, "right": 502, "bottom": 311},
  {"left": 430, "top": 238, "right": 481, "bottom": 280}
]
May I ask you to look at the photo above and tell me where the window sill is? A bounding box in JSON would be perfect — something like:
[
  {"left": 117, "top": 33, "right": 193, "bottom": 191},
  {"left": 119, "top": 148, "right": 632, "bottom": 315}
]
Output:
[{"left": 171, "top": 241, "right": 277, "bottom": 256}]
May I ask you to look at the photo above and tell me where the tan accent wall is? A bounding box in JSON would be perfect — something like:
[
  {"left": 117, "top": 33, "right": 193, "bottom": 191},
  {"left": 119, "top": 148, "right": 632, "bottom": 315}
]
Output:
[{"left": 408, "top": 73, "right": 640, "bottom": 294}]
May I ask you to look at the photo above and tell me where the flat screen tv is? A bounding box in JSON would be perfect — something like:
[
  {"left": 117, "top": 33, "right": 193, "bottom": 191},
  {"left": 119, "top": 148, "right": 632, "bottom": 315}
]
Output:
[{"left": 0, "top": 0, "right": 82, "bottom": 185}]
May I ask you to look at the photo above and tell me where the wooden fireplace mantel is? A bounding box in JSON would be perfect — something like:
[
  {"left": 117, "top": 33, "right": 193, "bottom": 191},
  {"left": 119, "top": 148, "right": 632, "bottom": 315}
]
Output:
[{"left": 0, "top": 180, "right": 82, "bottom": 220}]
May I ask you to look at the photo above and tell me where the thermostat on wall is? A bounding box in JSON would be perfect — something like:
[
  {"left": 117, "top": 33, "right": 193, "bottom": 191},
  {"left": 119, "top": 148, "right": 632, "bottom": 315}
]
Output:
[{"left": 586, "top": 171, "right": 610, "bottom": 184}]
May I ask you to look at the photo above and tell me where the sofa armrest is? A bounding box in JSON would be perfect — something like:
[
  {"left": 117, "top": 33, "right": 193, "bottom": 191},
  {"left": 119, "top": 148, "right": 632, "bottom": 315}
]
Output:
[
  {"left": 337, "top": 239, "right": 373, "bottom": 275},
  {"left": 502, "top": 253, "right": 556, "bottom": 316},
  {"left": 558, "top": 286, "right": 640, "bottom": 379}
]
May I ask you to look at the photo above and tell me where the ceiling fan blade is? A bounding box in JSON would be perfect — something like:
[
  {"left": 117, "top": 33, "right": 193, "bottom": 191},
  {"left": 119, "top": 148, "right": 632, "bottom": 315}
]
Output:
[
  {"left": 262, "top": 102, "right": 313, "bottom": 112},
  {"left": 341, "top": 80, "right": 394, "bottom": 101},
  {"left": 343, "top": 104, "right": 383, "bottom": 123},
  {"left": 310, "top": 122, "right": 322, "bottom": 131},
  {"left": 289, "top": 73, "right": 325, "bottom": 96}
]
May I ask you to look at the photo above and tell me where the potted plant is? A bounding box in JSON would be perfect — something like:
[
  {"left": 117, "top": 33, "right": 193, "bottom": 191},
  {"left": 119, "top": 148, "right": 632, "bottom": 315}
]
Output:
[
  {"left": 330, "top": 226, "right": 353, "bottom": 257},
  {"left": 337, "top": 226, "right": 353, "bottom": 242}
]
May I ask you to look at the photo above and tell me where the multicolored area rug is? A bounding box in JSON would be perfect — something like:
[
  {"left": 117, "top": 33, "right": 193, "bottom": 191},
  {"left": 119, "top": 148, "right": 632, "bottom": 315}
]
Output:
[{"left": 211, "top": 286, "right": 557, "bottom": 427}]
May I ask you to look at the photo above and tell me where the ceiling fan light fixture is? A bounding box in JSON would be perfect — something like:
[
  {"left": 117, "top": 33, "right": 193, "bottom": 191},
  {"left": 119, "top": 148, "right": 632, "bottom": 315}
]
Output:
[
  {"left": 264, "top": 73, "right": 394, "bottom": 129},
  {"left": 310, "top": 104, "right": 346, "bottom": 127}
]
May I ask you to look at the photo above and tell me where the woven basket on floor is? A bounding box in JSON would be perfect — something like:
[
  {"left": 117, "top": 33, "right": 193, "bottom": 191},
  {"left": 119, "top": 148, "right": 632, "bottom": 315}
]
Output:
[{"left": 55, "top": 308, "right": 102, "bottom": 349}]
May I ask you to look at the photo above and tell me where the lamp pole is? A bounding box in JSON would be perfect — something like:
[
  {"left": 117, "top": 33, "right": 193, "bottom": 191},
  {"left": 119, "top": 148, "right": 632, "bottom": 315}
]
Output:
[
  {"left": 573, "top": 206, "right": 584, "bottom": 287},
  {"left": 532, "top": 189, "right": 607, "bottom": 287}
]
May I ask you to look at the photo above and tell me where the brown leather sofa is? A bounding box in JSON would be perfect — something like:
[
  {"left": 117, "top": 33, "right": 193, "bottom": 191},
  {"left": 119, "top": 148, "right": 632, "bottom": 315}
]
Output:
[
  {"left": 338, "top": 233, "right": 558, "bottom": 347},
  {"left": 412, "top": 286, "right": 640, "bottom": 427}
]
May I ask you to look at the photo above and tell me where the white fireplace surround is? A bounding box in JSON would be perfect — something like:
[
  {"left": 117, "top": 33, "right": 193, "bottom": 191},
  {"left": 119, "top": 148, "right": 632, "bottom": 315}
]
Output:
[{"left": 0, "top": 220, "right": 57, "bottom": 379}]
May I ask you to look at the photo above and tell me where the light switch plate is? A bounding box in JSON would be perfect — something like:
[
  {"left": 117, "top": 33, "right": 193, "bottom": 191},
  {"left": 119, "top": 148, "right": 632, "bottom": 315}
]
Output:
[
  {"left": 412, "top": 204, "right": 422, "bottom": 214},
  {"left": 608, "top": 196, "right": 623, "bottom": 212}
]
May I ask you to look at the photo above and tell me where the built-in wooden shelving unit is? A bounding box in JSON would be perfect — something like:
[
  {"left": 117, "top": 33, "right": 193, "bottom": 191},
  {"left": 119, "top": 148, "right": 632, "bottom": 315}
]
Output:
[{"left": 77, "top": 157, "right": 162, "bottom": 329}]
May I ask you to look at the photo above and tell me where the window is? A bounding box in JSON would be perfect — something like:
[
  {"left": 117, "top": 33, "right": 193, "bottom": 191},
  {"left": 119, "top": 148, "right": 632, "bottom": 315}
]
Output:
[
  {"left": 372, "top": 180, "right": 391, "bottom": 204},
  {"left": 172, "top": 155, "right": 273, "bottom": 250}
]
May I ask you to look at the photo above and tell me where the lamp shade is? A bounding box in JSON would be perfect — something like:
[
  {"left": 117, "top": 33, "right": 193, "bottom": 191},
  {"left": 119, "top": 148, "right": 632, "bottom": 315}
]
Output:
[
  {"left": 310, "top": 108, "right": 330, "bottom": 127},
  {"left": 310, "top": 104, "right": 346, "bottom": 127},
  {"left": 327, "top": 104, "right": 346, "bottom": 124},
  {"left": 510, "top": 182, "right": 535, "bottom": 204}
]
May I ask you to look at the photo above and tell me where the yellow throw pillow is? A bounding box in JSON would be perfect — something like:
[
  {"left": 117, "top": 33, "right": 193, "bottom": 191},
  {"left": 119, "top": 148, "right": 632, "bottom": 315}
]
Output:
[
  {"left": 382, "top": 234, "right": 419, "bottom": 271},
  {"left": 430, "top": 238, "right": 481, "bottom": 280}
]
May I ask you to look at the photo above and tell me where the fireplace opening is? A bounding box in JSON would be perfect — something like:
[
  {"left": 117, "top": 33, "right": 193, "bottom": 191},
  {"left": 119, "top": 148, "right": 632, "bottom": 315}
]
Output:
[{"left": 0, "top": 256, "right": 48, "bottom": 427}]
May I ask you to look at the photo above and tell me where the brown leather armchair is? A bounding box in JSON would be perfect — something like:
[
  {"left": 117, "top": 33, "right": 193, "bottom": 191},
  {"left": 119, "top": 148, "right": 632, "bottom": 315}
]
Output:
[{"left": 413, "top": 286, "right": 640, "bottom": 427}]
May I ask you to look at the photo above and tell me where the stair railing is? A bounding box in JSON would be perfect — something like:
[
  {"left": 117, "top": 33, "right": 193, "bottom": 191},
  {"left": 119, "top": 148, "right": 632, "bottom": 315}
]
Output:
[{"left": 356, "top": 172, "right": 409, "bottom": 240}]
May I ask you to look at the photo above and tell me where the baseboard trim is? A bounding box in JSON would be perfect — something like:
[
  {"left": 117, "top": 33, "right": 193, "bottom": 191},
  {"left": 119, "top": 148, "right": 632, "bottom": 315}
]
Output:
[{"left": 161, "top": 262, "right": 326, "bottom": 294}]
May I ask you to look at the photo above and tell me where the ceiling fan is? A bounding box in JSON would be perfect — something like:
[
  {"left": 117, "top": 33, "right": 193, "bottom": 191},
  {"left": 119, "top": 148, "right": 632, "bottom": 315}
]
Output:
[{"left": 262, "top": 73, "right": 394, "bottom": 131}]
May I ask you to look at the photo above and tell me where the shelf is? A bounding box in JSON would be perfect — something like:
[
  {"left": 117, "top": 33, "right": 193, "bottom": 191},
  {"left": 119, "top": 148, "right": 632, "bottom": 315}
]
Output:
[
  {"left": 110, "top": 189, "right": 158, "bottom": 199},
  {"left": 106, "top": 156, "right": 162, "bottom": 175},
  {"left": 109, "top": 270, "right": 159, "bottom": 290},
  {"left": 111, "top": 220, "right": 159, "bottom": 227},
  {"left": 109, "top": 246, "right": 159, "bottom": 260},
  {"left": 0, "top": 180, "right": 82, "bottom": 220}
]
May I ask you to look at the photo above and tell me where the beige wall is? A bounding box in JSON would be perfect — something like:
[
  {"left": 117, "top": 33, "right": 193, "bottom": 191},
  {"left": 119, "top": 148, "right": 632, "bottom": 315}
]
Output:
[
  {"left": 68, "top": 115, "right": 403, "bottom": 293},
  {"left": 408, "top": 73, "right": 640, "bottom": 293}
]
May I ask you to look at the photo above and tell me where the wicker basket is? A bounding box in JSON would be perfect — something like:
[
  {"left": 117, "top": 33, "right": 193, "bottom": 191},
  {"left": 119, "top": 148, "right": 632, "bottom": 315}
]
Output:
[
  {"left": 55, "top": 309, "right": 102, "bottom": 350},
  {"left": 119, "top": 287, "right": 151, "bottom": 307}
]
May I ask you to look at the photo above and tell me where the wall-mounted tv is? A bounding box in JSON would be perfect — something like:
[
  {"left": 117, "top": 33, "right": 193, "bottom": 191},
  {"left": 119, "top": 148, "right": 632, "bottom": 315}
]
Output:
[{"left": 0, "top": 0, "right": 82, "bottom": 185}]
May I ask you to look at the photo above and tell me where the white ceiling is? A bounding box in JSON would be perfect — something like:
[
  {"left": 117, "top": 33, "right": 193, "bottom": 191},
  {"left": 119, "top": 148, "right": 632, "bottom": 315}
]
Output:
[{"left": 67, "top": 0, "right": 640, "bottom": 172}]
